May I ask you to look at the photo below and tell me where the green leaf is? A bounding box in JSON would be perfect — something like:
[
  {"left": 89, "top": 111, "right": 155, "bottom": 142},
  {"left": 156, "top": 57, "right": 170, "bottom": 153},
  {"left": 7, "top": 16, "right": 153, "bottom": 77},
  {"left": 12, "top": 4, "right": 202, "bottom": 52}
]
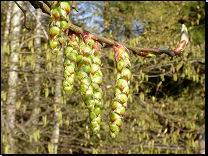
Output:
[{"left": 158, "top": 46, "right": 169, "bottom": 50}]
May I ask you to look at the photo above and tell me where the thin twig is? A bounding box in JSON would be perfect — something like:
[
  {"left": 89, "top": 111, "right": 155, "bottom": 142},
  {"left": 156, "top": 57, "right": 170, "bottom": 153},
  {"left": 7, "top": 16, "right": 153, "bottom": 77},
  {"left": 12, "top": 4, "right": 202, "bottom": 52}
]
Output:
[
  {"left": 19, "top": 34, "right": 46, "bottom": 48},
  {"left": 14, "top": 1, "right": 31, "bottom": 31},
  {"left": 72, "top": 1, "right": 79, "bottom": 12},
  {"left": 25, "top": 3, "right": 49, "bottom": 39},
  {"left": 155, "top": 77, "right": 159, "bottom": 97},
  {"left": 140, "top": 101, "right": 194, "bottom": 133}
]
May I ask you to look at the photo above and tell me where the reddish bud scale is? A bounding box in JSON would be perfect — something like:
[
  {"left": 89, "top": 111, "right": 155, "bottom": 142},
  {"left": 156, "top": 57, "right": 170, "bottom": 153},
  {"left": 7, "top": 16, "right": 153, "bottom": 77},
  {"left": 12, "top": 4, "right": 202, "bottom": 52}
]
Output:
[
  {"left": 174, "top": 24, "right": 189, "bottom": 55},
  {"left": 109, "top": 43, "right": 131, "bottom": 138},
  {"left": 138, "top": 52, "right": 151, "bottom": 58},
  {"left": 114, "top": 43, "right": 129, "bottom": 62},
  {"left": 174, "top": 40, "right": 186, "bottom": 54},
  {"left": 82, "top": 32, "right": 98, "bottom": 46},
  {"left": 93, "top": 41, "right": 100, "bottom": 54},
  {"left": 68, "top": 32, "right": 77, "bottom": 42}
]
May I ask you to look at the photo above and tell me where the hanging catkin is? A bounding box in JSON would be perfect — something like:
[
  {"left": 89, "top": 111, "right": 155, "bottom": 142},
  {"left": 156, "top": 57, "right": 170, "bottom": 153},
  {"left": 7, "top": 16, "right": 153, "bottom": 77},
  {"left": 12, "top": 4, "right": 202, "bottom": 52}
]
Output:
[
  {"left": 63, "top": 30, "right": 80, "bottom": 92},
  {"left": 77, "top": 32, "right": 103, "bottom": 133},
  {"left": 109, "top": 43, "right": 131, "bottom": 138},
  {"left": 49, "top": 1, "right": 71, "bottom": 54}
]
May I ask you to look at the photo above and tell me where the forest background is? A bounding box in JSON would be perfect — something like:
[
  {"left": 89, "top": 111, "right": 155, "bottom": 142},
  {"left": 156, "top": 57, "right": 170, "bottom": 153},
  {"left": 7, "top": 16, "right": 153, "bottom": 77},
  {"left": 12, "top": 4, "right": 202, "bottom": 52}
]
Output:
[{"left": 1, "top": 1, "right": 205, "bottom": 154}]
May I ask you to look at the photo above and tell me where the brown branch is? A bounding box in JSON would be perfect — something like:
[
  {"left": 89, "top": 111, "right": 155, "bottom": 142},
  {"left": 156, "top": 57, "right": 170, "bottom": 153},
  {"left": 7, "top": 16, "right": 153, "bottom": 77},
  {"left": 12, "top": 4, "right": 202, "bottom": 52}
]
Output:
[
  {"left": 68, "top": 23, "right": 177, "bottom": 57},
  {"left": 43, "top": 1, "right": 51, "bottom": 8},
  {"left": 14, "top": 1, "right": 31, "bottom": 30},
  {"left": 28, "top": 1, "right": 183, "bottom": 58},
  {"left": 125, "top": 46, "right": 177, "bottom": 57},
  {"left": 29, "top": 1, "right": 51, "bottom": 16}
]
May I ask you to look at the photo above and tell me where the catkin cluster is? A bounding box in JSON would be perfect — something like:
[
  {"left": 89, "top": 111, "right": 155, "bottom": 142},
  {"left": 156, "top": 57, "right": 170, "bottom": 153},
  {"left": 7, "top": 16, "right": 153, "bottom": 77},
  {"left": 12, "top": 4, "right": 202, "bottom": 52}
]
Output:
[
  {"left": 49, "top": 6, "right": 188, "bottom": 138},
  {"left": 109, "top": 43, "right": 131, "bottom": 138},
  {"left": 49, "top": 1, "right": 103, "bottom": 134},
  {"left": 49, "top": 1, "right": 71, "bottom": 54}
]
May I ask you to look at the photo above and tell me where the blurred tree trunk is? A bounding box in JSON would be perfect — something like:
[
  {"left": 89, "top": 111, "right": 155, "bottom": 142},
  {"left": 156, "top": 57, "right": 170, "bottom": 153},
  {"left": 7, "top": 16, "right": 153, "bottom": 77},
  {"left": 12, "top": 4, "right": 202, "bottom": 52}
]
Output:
[
  {"left": 1, "top": 1, "right": 12, "bottom": 151},
  {"left": 103, "top": 1, "right": 111, "bottom": 38},
  {"left": 1, "top": 1, "right": 12, "bottom": 153},
  {"left": 50, "top": 52, "right": 63, "bottom": 154},
  {"left": 27, "top": 8, "right": 42, "bottom": 153},
  {"left": 3, "top": 1, "right": 12, "bottom": 45},
  {"left": 5, "top": 1, "right": 22, "bottom": 154},
  {"left": 199, "top": 132, "right": 205, "bottom": 154}
]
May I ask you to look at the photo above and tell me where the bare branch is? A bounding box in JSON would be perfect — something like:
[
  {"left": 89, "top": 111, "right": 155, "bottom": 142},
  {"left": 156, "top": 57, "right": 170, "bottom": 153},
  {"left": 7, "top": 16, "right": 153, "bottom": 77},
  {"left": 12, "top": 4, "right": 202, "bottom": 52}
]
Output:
[
  {"left": 25, "top": 3, "right": 49, "bottom": 39},
  {"left": 14, "top": 1, "right": 31, "bottom": 30},
  {"left": 140, "top": 101, "right": 194, "bottom": 133},
  {"left": 27, "top": 1, "right": 188, "bottom": 58},
  {"left": 67, "top": 22, "right": 181, "bottom": 57}
]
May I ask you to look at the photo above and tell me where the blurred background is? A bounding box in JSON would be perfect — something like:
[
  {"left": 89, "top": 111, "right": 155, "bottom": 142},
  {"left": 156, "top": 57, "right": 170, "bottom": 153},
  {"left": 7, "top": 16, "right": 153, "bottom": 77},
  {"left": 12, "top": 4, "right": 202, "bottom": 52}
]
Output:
[{"left": 1, "top": 1, "right": 205, "bottom": 154}]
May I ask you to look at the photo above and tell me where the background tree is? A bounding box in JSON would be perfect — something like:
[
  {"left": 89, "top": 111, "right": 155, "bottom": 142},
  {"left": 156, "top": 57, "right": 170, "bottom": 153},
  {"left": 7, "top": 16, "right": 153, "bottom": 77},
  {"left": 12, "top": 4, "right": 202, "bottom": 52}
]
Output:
[
  {"left": 2, "top": 1, "right": 23, "bottom": 153},
  {"left": 1, "top": 1, "right": 205, "bottom": 154}
]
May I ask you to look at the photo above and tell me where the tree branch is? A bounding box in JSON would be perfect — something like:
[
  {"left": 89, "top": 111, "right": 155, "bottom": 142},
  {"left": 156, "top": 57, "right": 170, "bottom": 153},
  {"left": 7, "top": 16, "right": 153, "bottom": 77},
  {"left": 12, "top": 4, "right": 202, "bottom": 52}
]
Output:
[
  {"left": 43, "top": 1, "right": 51, "bottom": 8},
  {"left": 14, "top": 1, "right": 31, "bottom": 30},
  {"left": 67, "top": 23, "right": 179, "bottom": 57},
  {"left": 29, "top": 1, "right": 51, "bottom": 16},
  {"left": 25, "top": 3, "right": 49, "bottom": 39},
  {"left": 28, "top": 2, "right": 188, "bottom": 58}
]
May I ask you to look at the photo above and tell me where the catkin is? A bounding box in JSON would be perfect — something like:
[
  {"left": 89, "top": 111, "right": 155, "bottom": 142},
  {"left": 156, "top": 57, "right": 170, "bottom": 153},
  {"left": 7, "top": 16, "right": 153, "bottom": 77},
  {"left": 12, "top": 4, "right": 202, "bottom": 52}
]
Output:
[
  {"left": 77, "top": 32, "right": 103, "bottom": 133},
  {"left": 49, "top": 1, "right": 71, "bottom": 54},
  {"left": 109, "top": 43, "right": 131, "bottom": 138},
  {"left": 63, "top": 30, "right": 80, "bottom": 92}
]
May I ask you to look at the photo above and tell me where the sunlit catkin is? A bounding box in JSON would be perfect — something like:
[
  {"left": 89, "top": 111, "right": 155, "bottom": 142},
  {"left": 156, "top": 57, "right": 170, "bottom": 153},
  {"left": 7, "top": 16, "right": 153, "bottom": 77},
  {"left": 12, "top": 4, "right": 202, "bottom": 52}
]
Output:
[
  {"left": 63, "top": 31, "right": 79, "bottom": 92},
  {"left": 77, "top": 32, "right": 103, "bottom": 133},
  {"left": 109, "top": 43, "right": 131, "bottom": 138},
  {"left": 49, "top": 1, "right": 71, "bottom": 54}
]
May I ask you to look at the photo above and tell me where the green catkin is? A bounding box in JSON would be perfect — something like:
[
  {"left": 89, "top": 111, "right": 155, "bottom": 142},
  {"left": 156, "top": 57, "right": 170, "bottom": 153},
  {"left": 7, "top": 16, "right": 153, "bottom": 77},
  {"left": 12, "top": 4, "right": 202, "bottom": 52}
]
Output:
[
  {"left": 109, "top": 43, "right": 131, "bottom": 138},
  {"left": 77, "top": 32, "right": 102, "bottom": 133},
  {"left": 49, "top": 1, "right": 71, "bottom": 54},
  {"left": 91, "top": 40, "right": 103, "bottom": 133},
  {"left": 63, "top": 31, "right": 80, "bottom": 92}
]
